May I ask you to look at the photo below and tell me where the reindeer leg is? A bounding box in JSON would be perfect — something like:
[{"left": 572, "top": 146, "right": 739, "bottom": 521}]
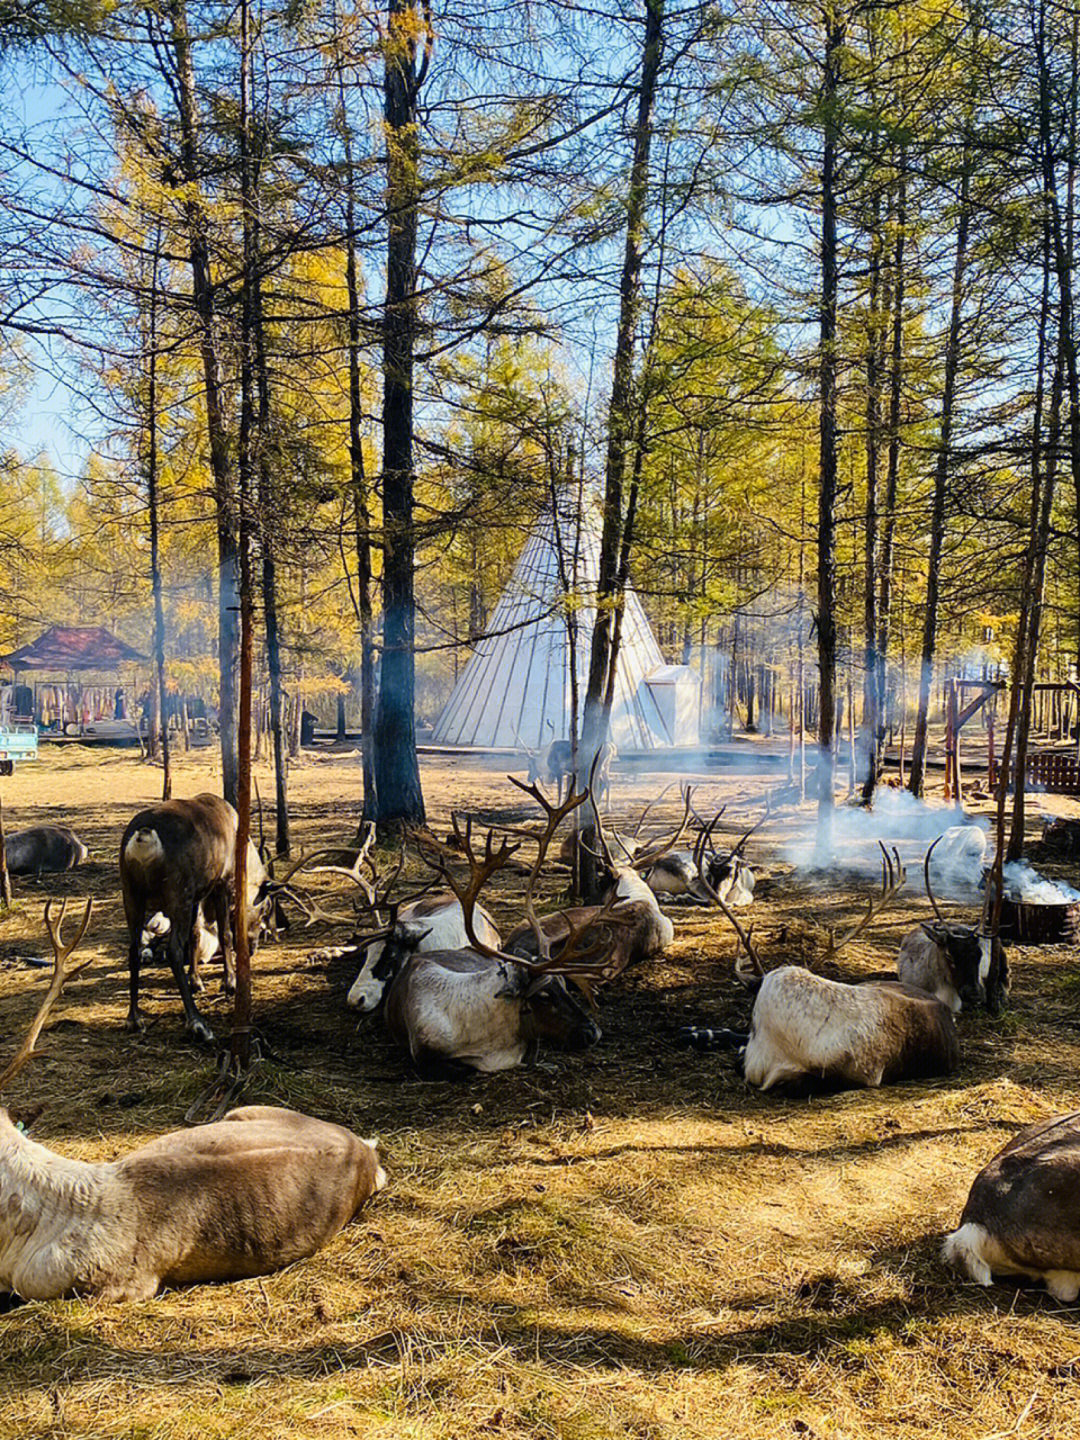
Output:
[
  {"left": 167, "top": 903, "right": 214, "bottom": 1045},
  {"left": 212, "top": 885, "right": 235, "bottom": 996},
  {"left": 124, "top": 896, "right": 148, "bottom": 1033},
  {"left": 189, "top": 901, "right": 206, "bottom": 994}
]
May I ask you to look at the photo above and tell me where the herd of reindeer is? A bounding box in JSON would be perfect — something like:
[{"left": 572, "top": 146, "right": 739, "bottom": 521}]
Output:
[{"left": 0, "top": 757, "right": 1078, "bottom": 1315}]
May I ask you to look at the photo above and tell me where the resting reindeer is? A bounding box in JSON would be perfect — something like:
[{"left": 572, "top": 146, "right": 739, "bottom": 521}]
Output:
[
  {"left": 519, "top": 778, "right": 676, "bottom": 969},
  {"left": 943, "top": 1111, "right": 1080, "bottom": 1300},
  {"left": 121, "top": 794, "right": 278, "bottom": 1043},
  {"left": 384, "top": 780, "right": 636, "bottom": 1073},
  {"left": 4, "top": 825, "right": 88, "bottom": 876},
  {"left": 0, "top": 903, "right": 385, "bottom": 1302},
  {"left": 682, "top": 848, "right": 961, "bottom": 1090},
  {"left": 896, "top": 836, "right": 1008, "bottom": 1014},
  {"left": 345, "top": 891, "right": 502, "bottom": 1013},
  {"left": 0, "top": 1106, "right": 385, "bottom": 1301},
  {"left": 642, "top": 809, "right": 762, "bottom": 909}
]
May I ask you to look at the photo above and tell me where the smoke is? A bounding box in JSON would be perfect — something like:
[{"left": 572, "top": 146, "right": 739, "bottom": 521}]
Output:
[
  {"left": 1001, "top": 860, "right": 1080, "bottom": 905},
  {"left": 782, "top": 789, "right": 990, "bottom": 887}
]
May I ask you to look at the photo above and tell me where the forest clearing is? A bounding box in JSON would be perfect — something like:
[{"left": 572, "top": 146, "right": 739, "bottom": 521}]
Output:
[
  {"left": 2, "top": 0, "right": 1080, "bottom": 1432},
  {"left": 0, "top": 747, "right": 1078, "bottom": 1440}
]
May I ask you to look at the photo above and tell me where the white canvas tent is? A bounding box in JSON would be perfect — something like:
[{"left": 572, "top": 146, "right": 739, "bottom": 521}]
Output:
[{"left": 433, "top": 493, "right": 698, "bottom": 750}]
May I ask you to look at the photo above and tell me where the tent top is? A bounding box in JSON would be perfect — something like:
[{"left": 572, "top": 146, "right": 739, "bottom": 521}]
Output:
[{"left": 3, "top": 625, "right": 149, "bottom": 672}]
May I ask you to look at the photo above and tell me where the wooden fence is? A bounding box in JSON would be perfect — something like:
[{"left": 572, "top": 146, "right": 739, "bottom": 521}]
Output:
[{"left": 989, "top": 752, "right": 1080, "bottom": 796}]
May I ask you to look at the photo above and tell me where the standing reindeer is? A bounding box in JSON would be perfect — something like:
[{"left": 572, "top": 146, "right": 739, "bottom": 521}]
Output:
[{"left": 120, "top": 794, "right": 274, "bottom": 1043}]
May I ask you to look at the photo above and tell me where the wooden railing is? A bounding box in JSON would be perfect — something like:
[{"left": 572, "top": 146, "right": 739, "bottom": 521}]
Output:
[{"left": 990, "top": 752, "right": 1080, "bottom": 796}]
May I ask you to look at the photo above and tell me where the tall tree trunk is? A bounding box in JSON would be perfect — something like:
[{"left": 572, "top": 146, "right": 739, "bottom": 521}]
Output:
[
  {"left": 1007, "top": 0, "right": 1068, "bottom": 859},
  {"left": 252, "top": 206, "right": 289, "bottom": 858},
  {"left": 816, "top": 0, "right": 844, "bottom": 843},
  {"left": 167, "top": 0, "right": 240, "bottom": 805},
  {"left": 146, "top": 227, "right": 171, "bottom": 801},
  {"left": 373, "top": 0, "right": 430, "bottom": 831},
  {"left": 581, "top": 0, "right": 663, "bottom": 764},
  {"left": 861, "top": 186, "right": 884, "bottom": 803},
  {"left": 231, "top": 0, "right": 257, "bottom": 1071},
  {"left": 336, "top": 42, "right": 378, "bottom": 823},
  {"left": 876, "top": 152, "right": 906, "bottom": 755},
  {"left": 908, "top": 134, "right": 972, "bottom": 797}
]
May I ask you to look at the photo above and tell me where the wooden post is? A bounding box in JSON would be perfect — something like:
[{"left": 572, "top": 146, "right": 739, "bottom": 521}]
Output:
[
  {"left": 0, "top": 799, "right": 11, "bottom": 908},
  {"left": 943, "top": 678, "right": 957, "bottom": 800}
]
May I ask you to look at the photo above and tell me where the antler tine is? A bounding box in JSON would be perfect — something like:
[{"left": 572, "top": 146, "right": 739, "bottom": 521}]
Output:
[
  {"left": 731, "top": 811, "right": 767, "bottom": 857},
  {"left": 0, "top": 898, "right": 95, "bottom": 1095},
  {"left": 826, "top": 843, "right": 907, "bottom": 957},
  {"left": 630, "top": 782, "right": 676, "bottom": 842},
  {"left": 632, "top": 784, "right": 694, "bottom": 871},
  {"left": 414, "top": 816, "right": 521, "bottom": 958},
  {"left": 923, "top": 835, "right": 947, "bottom": 923},
  {"left": 44, "top": 897, "right": 95, "bottom": 972}
]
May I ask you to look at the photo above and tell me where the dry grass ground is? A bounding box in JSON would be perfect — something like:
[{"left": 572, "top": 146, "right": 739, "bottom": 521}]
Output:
[{"left": 1, "top": 745, "right": 1080, "bottom": 1440}]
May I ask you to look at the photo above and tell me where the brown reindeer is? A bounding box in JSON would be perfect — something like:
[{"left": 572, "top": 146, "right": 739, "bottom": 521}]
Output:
[{"left": 0, "top": 903, "right": 385, "bottom": 1302}]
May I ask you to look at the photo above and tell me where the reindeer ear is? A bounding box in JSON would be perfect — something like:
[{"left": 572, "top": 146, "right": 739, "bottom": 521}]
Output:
[
  {"left": 399, "top": 922, "right": 433, "bottom": 945},
  {"left": 522, "top": 973, "right": 556, "bottom": 999},
  {"left": 921, "top": 921, "right": 949, "bottom": 944},
  {"left": 493, "top": 963, "right": 525, "bottom": 1000}
]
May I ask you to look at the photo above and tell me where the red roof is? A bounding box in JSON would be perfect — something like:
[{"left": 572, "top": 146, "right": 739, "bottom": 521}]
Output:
[{"left": 2, "top": 626, "right": 149, "bottom": 671}]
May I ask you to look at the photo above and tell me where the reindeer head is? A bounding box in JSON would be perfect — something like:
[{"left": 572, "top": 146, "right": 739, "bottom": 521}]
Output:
[{"left": 923, "top": 836, "right": 1009, "bottom": 1015}]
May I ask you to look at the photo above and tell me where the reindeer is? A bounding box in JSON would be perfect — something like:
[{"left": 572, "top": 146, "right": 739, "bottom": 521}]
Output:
[
  {"left": 120, "top": 794, "right": 277, "bottom": 1043},
  {"left": 0, "top": 902, "right": 385, "bottom": 1302},
  {"left": 943, "top": 1111, "right": 1080, "bottom": 1300},
  {"left": 518, "top": 739, "right": 574, "bottom": 803},
  {"left": 896, "top": 835, "right": 1008, "bottom": 1014},
  {"left": 682, "top": 847, "right": 961, "bottom": 1090},
  {"left": 4, "top": 825, "right": 88, "bottom": 876},
  {"left": 382, "top": 779, "right": 632, "bottom": 1073},
  {"left": 512, "top": 772, "right": 675, "bottom": 971},
  {"left": 641, "top": 807, "right": 763, "bottom": 909},
  {"left": 345, "top": 891, "right": 502, "bottom": 1013}
]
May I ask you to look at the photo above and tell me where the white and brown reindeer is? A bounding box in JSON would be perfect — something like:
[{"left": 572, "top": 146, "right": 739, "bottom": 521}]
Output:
[
  {"left": 943, "top": 1111, "right": 1080, "bottom": 1300},
  {"left": 344, "top": 890, "right": 502, "bottom": 1013},
  {"left": 639, "top": 799, "right": 762, "bottom": 909},
  {"left": 378, "top": 779, "right": 639, "bottom": 1073},
  {"left": 682, "top": 847, "right": 961, "bottom": 1090},
  {"left": 896, "top": 835, "right": 1009, "bottom": 1015},
  {"left": 0, "top": 901, "right": 385, "bottom": 1301}
]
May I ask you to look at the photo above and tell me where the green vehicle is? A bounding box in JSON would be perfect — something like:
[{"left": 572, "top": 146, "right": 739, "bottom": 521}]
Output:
[{"left": 0, "top": 716, "right": 38, "bottom": 776}]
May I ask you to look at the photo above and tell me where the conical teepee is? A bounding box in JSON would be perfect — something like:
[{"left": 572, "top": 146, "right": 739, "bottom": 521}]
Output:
[{"left": 433, "top": 492, "right": 680, "bottom": 750}]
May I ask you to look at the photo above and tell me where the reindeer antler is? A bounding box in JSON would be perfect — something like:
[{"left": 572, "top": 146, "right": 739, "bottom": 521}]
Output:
[
  {"left": 923, "top": 835, "right": 948, "bottom": 924},
  {"left": 686, "top": 814, "right": 766, "bottom": 982},
  {"left": 266, "top": 831, "right": 399, "bottom": 928},
  {"left": 825, "top": 843, "right": 907, "bottom": 958},
  {"left": 632, "top": 784, "right": 695, "bottom": 872},
  {"left": 415, "top": 814, "right": 523, "bottom": 955},
  {"left": 630, "top": 783, "right": 676, "bottom": 842},
  {"left": 416, "top": 775, "right": 631, "bottom": 991},
  {"left": 0, "top": 898, "right": 94, "bottom": 1094}
]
